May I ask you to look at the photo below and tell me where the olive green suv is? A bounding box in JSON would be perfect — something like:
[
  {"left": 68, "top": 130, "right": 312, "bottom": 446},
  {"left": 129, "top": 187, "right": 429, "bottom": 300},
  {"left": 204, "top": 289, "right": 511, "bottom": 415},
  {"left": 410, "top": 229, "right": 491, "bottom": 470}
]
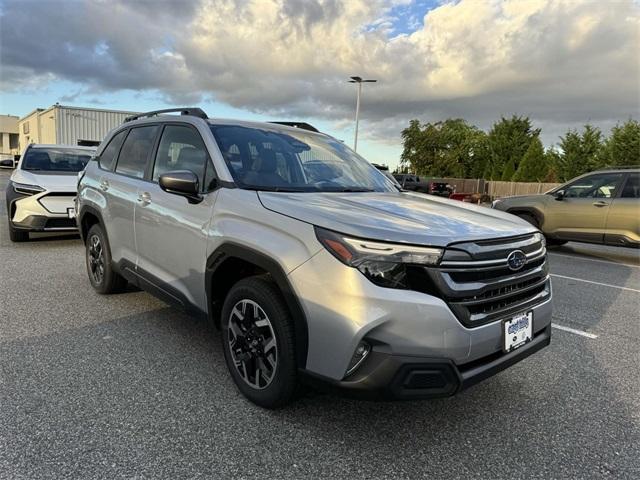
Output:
[{"left": 492, "top": 167, "right": 640, "bottom": 247}]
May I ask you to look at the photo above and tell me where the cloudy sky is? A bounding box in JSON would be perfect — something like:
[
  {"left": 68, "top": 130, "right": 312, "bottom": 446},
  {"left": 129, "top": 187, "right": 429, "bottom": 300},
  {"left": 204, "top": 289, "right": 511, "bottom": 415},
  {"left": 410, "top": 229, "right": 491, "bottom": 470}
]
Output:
[{"left": 1, "top": 0, "right": 638, "bottom": 168}]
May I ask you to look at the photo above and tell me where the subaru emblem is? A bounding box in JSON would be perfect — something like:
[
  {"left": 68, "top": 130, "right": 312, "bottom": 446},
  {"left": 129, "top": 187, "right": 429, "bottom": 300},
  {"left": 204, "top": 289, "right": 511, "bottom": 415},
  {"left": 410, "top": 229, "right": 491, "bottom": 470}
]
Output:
[{"left": 507, "top": 250, "right": 527, "bottom": 271}]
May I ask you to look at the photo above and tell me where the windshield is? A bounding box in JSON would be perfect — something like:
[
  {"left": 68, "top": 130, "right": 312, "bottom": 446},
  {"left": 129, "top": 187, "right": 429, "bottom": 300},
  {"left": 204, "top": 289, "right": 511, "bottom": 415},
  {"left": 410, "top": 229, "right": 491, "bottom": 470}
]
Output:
[
  {"left": 21, "top": 147, "right": 93, "bottom": 172},
  {"left": 210, "top": 124, "right": 397, "bottom": 192}
]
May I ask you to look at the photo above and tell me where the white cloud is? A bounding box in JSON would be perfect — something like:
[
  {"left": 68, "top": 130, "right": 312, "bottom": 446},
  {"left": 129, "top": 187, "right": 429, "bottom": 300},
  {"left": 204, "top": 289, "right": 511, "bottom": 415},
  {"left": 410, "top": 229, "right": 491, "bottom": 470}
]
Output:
[{"left": 1, "top": 0, "right": 638, "bottom": 147}]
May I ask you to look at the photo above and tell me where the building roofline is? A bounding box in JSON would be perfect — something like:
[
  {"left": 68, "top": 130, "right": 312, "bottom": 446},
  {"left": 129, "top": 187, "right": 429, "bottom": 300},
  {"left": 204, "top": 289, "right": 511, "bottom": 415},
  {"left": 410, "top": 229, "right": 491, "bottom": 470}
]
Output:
[{"left": 19, "top": 104, "right": 139, "bottom": 121}]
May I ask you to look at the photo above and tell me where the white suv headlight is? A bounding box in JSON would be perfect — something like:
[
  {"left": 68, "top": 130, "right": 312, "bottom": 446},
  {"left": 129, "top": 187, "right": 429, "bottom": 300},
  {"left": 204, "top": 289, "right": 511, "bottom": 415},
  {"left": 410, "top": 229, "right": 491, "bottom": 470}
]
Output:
[{"left": 12, "top": 181, "right": 45, "bottom": 196}]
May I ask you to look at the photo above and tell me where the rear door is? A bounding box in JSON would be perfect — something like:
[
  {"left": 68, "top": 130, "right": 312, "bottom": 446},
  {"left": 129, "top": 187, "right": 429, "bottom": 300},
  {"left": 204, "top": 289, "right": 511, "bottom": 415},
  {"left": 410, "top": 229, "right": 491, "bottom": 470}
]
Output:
[
  {"left": 134, "top": 123, "right": 218, "bottom": 312},
  {"left": 605, "top": 172, "right": 640, "bottom": 246},
  {"left": 544, "top": 172, "right": 623, "bottom": 243},
  {"left": 108, "top": 125, "right": 159, "bottom": 265}
]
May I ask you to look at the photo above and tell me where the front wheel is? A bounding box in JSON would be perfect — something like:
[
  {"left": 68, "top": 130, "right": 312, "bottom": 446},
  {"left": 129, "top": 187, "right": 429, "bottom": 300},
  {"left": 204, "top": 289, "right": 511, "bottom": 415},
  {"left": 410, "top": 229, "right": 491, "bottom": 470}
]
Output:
[
  {"left": 221, "top": 277, "right": 297, "bottom": 408},
  {"left": 85, "top": 224, "right": 127, "bottom": 294}
]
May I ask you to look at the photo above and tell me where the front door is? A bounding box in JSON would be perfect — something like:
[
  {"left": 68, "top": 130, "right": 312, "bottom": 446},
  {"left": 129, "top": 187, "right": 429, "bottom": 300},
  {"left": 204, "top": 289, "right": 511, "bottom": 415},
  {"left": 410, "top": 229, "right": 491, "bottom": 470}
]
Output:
[
  {"left": 544, "top": 172, "right": 623, "bottom": 243},
  {"left": 134, "top": 124, "right": 218, "bottom": 312}
]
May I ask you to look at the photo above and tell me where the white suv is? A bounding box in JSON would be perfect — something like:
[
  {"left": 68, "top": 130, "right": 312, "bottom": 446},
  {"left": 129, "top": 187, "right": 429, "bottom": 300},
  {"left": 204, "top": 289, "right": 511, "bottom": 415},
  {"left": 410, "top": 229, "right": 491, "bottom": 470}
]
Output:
[
  {"left": 76, "top": 108, "right": 552, "bottom": 408},
  {"left": 6, "top": 144, "right": 95, "bottom": 242}
]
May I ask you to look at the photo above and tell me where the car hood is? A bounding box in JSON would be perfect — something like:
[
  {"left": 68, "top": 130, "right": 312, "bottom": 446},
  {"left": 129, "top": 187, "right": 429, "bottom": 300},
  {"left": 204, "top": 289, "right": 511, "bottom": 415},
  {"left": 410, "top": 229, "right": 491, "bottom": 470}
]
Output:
[
  {"left": 10, "top": 169, "right": 79, "bottom": 192},
  {"left": 258, "top": 191, "right": 536, "bottom": 247}
]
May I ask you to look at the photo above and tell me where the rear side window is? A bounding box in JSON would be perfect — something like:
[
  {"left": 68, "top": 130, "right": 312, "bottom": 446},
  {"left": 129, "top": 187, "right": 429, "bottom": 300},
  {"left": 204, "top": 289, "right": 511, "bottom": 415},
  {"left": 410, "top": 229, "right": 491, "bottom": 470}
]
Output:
[
  {"left": 99, "top": 130, "right": 127, "bottom": 171},
  {"left": 621, "top": 173, "right": 640, "bottom": 198},
  {"left": 115, "top": 126, "right": 158, "bottom": 179}
]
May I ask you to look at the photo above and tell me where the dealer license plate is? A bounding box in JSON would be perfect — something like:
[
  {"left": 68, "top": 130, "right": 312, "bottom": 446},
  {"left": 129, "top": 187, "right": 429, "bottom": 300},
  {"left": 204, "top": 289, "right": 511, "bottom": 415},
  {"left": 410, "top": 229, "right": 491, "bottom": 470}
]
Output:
[{"left": 503, "top": 312, "right": 533, "bottom": 353}]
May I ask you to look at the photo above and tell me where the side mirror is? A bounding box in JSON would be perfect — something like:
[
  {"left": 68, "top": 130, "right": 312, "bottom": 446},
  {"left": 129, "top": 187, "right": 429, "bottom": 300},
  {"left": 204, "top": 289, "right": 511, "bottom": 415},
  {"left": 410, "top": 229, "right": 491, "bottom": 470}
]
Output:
[
  {"left": 0, "top": 159, "right": 15, "bottom": 169},
  {"left": 159, "top": 170, "right": 202, "bottom": 204},
  {"left": 554, "top": 190, "right": 565, "bottom": 201}
]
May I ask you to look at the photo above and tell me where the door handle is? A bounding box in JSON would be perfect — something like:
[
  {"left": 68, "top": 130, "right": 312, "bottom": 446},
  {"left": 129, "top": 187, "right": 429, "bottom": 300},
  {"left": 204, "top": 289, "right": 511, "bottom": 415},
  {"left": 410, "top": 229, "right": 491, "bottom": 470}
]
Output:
[
  {"left": 137, "top": 192, "right": 151, "bottom": 205},
  {"left": 592, "top": 201, "right": 609, "bottom": 207},
  {"left": 99, "top": 179, "right": 109, "bottom": 191}
]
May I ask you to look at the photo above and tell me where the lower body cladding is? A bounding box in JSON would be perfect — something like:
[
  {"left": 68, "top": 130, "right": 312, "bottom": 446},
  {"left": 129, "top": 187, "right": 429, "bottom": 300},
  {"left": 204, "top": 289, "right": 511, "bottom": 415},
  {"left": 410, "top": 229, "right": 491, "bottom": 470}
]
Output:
[
  {"left": 290, "top": 249, "right": 552, "bottom": 400},
  {"left": 6, "top": 188, "right": 77, "bottom": 232}
]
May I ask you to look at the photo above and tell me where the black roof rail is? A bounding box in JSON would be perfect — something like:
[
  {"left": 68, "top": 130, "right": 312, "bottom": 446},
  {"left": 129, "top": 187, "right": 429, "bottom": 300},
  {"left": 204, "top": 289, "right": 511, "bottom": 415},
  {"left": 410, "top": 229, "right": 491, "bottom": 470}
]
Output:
[
  {"left": 124, "top": 107, "right": 208, "bottom": 123},
  {"left": 594, "top": 165, "right": 640, "bottom": 171},
  {"left": 269, "top": 121, "right": 319, "bottom": 133}
]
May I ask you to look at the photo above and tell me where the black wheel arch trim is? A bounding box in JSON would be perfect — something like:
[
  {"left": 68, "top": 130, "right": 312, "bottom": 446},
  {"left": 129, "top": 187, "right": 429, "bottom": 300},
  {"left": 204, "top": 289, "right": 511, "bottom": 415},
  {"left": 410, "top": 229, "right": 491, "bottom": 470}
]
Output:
[
  {"left": 506, "top": 207, "right": 544, "bottom": 228},
  {"left": 78, "top": 205, "right": 107, "bottom": 244},
  {"left": 206, "top": 243, "right": 309, "bottom": 370}
]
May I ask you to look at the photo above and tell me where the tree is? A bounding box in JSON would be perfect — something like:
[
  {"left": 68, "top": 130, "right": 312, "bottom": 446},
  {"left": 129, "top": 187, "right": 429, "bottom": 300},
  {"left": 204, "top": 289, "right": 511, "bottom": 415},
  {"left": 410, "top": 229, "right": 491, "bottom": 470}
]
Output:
[
  {"left": 557, "top": 124, "right": 603, "bottom": 181},
  {"left": 400, "top": 119, "right": 488, "bottom": 178},
  {"left": 513, "top": 137, "right": 548, "bottom": 182},
  {"left": 598, "top": 119, "right": 640, "bottom": 167},
  {"left": 486, "top": 116, "right": 540, "bottom": 181}
]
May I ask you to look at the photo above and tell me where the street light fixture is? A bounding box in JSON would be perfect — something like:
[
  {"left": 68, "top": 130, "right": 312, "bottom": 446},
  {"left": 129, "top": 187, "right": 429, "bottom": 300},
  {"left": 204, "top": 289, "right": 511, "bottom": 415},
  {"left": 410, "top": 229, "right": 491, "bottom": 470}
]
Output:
[{"left": 348, "top": 76, "right": 377, "bottom": 152}]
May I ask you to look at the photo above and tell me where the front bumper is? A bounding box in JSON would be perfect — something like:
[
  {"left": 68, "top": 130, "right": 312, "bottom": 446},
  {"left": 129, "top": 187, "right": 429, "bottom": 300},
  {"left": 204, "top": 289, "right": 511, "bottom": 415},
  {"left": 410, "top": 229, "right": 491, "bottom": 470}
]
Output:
[
  {"left": 289, "top": 248, "right": 553, "bottom": 383},
  {"left": 304, "top": 325, "right": 551, "bottom": 400},
  {"left": 6, "top": 185, "right": 77, "bottom": 231}
]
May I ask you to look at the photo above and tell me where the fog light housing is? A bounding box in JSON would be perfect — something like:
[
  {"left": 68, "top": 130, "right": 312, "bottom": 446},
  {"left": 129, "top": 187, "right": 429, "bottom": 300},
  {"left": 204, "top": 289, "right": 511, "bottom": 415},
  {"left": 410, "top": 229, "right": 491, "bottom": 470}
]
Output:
[{"left": 345, "top": 341, "right": 371, "bottom": 376}]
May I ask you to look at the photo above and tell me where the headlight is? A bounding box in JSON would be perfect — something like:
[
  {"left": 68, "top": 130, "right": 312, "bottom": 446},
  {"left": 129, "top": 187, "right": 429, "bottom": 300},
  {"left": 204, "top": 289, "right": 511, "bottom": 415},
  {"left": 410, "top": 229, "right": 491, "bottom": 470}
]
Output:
[
  {"left": 315, "top": 227, "right": 443, "bottom": 289},
  {"left": 12, "top": 181, "right": 45, "bottom": 196}
]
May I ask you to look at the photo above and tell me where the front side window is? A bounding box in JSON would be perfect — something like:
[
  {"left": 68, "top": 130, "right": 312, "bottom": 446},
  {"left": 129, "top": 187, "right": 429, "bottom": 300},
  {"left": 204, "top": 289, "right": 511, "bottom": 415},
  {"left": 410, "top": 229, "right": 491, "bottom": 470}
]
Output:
[
  {"left": 115, "top": 126, "right": 158, "bottom": 179},
  {"left": 153, "top": 125, "right": 211, "bottom": 189},
  {"left": 99, "top": 130, "right": 127, "bottom": 171},
  {"left": 210, "top": 124, "right": 396, "bottom": 192},
  {"left": 21, "top": 147, "right": 93, "bottom": 172},
  {"left": 563, "top": 173, "right": 622, "bottom": 199},
  {"left": 621, "top": 173, "right": 640, "bottom": 198}
]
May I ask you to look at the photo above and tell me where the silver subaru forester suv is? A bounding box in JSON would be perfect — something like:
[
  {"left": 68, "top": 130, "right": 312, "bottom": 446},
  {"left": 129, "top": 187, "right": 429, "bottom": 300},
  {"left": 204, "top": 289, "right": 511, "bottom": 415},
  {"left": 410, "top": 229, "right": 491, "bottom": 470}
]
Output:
[{"left": 76, "top": 108, "right": 552, "bottom": 408}]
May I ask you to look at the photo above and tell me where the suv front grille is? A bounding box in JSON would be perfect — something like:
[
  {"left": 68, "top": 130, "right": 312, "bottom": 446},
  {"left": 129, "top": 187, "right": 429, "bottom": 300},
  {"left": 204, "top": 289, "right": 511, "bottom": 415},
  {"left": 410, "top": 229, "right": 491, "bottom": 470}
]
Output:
[{"left": 415, "top": 234, "right": 551, "bottom": 328}]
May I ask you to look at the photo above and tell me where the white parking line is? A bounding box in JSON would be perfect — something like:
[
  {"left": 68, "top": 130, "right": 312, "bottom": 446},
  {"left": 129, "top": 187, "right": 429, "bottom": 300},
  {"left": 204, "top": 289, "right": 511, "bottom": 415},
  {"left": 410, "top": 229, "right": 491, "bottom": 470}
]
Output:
[
  {"left": 552, "top": 323, "right": 598, "bottom": 339},
  {"left": 550, "top": 274, "right": 640, "bottom": 293},
  {"left": 549, "top": 252, "right": 640, "bottom": 268}
]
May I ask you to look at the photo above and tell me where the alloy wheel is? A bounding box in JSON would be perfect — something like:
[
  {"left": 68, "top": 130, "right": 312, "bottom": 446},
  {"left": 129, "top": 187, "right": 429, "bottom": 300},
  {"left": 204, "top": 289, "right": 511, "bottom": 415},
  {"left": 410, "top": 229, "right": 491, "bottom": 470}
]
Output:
[
  {"left": 88, "top": 234, "right": 105, "bottom": 285},
  {"left": 227, "top": 299, "right": 278, "bottom": 390}
]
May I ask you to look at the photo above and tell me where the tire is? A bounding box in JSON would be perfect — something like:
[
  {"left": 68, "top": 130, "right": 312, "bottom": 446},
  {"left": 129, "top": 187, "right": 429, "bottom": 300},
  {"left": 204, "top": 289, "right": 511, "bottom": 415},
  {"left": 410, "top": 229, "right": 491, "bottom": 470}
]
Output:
[
  {"left": 221, "top": 276, "right": 297, "bottom": 408},
  {"left": 85, "top": 224, "right": 127, "bottom": 294},
  {"left": 8, "top": 221, "right": 28, "bottom": 242}
]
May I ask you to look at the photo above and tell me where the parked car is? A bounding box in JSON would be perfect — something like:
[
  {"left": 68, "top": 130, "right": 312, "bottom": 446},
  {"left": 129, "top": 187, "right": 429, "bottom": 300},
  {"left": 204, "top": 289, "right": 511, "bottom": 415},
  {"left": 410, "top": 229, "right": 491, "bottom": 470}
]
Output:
[
  {"left": 427, "top": 181, "right": 454, "bottom": 198},
  {"left": 393, "top": 174, "right": 429, "bottom": 192},
  {"left": 5, "top": 144, "right": 96, "bottom": 242},
  {"left": 372, "top": 163, "right": 402, "bottom": 188},
  {"left": 76, "top": 107, "right": 552, "bottom": 408},
  {"left": 492, "top": 167, "right": 640, "bottom": 247}
]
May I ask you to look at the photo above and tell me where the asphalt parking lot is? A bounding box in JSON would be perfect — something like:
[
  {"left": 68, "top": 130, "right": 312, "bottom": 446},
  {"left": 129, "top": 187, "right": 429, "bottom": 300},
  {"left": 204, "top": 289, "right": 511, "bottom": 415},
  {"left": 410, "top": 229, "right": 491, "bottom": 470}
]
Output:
[{"left": 1, "top": 170, "right": 639, "bottom": 480}]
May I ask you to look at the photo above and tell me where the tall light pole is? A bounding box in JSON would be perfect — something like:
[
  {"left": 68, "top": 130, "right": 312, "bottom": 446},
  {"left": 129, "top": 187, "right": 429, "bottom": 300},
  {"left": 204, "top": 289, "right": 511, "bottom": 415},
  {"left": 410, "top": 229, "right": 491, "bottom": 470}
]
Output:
[{"left": 348, "top": 76, "right": 377, "bottom": 152}]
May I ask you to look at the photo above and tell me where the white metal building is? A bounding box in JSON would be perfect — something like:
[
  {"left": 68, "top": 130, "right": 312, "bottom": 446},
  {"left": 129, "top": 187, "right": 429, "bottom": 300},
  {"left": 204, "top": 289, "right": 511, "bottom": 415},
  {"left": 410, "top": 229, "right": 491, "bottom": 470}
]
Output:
[
  {"left": 19, "top": 104, "right": 138, "bottom": 148},
  {"left": 0, "top": 114, "right": 20, "bottom": 157}
]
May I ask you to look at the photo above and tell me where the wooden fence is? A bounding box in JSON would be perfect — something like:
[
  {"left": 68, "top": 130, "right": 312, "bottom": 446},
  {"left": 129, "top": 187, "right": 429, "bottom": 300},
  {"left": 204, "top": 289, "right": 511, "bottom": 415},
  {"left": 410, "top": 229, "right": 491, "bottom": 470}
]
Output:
[
  {"left": 486, "top": 181, "right": 562, "bottom": 198},
  {"left": 423, "top": 177, "right": 561, "bottom": 198}
]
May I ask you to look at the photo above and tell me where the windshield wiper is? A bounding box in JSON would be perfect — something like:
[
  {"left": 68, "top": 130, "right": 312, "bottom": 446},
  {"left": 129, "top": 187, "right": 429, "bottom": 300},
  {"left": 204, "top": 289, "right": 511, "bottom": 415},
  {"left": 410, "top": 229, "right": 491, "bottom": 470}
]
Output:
[
  {"left": 320, "top": 186, "right": 375, "bottom": 192},
  {"left": 22, "top": 167, "right": 42, "bottom": 171},
  {"left": 241, "top": 185, "right": 314, "bottom": 193}
]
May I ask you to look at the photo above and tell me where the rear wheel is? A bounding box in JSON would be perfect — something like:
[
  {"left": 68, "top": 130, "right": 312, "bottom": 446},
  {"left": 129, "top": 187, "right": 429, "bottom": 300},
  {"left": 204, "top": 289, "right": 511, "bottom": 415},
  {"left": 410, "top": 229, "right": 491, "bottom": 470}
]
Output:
[
  {"left": 221, "top": 276, "right": 297, "bottom": 408},
  {"left": 85, "top": 224, "right": 127, "bottom": 294}
]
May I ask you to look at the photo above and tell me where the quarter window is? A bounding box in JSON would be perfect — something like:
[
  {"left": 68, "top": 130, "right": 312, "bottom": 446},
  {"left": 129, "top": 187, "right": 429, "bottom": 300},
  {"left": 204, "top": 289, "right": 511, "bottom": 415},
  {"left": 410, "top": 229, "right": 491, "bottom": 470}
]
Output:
[
  {"left": 153, "top": 125, "right": 211, "bottom": 190},
  {"left": 99, "top": 130, "right": 127, "bottom": 171},
  {"left": 115, "top": 126, "right": 159, "bottom": 179}
]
